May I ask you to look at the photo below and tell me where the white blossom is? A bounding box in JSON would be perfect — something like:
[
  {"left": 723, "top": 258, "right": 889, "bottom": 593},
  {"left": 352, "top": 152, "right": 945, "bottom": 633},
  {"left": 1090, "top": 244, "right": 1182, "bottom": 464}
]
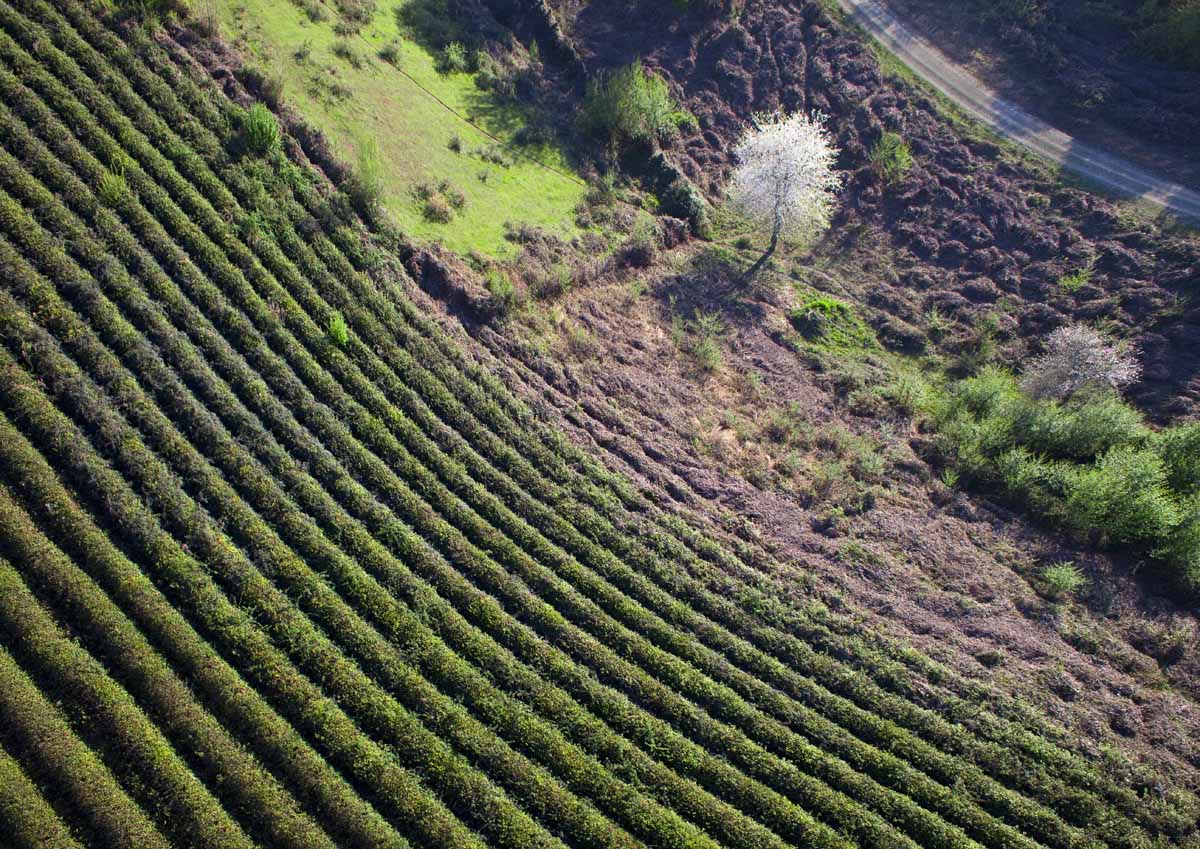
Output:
[
  {"left": 1021, "top": 324, "right": 1141, "bottom": 400},
  {"left": 727, "top": 111, "right": 841, "bottom": 266}
]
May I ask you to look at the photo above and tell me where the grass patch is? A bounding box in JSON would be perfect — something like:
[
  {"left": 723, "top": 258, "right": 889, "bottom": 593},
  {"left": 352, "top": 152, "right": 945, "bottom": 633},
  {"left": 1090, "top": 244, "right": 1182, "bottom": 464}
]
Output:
[
  {"left": 790, "top": 295, "right": 878, "bottom": 351},
  {"left": 212, "top": 0, "right": 586, "bottom": 256}
]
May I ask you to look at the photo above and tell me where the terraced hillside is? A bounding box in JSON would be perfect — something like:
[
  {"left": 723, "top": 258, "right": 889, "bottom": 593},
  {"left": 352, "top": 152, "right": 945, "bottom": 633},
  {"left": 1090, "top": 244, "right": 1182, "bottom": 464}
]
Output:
[{"left": 0, "top": 2, "right": 1195, "bottom": 849}]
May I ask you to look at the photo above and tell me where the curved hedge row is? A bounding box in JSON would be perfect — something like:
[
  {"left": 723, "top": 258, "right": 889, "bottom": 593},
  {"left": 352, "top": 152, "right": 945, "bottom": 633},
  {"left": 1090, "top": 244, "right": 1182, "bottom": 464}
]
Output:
[
  {"left": 0, "top": 641, "right": 171, "bottom": 849},
  {"left": 0, "top": 740, "right": 86, "bottom": 849}
]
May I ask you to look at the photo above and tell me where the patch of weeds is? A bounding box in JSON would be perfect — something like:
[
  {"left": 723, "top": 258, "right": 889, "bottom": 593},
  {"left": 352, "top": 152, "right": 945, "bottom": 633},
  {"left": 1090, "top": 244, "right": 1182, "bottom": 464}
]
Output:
[
  {"left": 837, "top": 540, "right": 886, "bottom": 569},
  {"left": 1039, "top": 561, "right": 1088, "bottom": 600},
  {"left": 448, "top": 133, "right": 463, "bottom": 153},
  {"left": 925, "top": 305, "right": 951, "bottom": 339},
  {"left": 1057, "top": 263, "right": 1094, "bottom": 293},
  {"left": 477, "top": 145, "right": 513, "bottom": 167},
  {"left": 439, "top": 41, "right": 471, "bottom": 74},
  {"left": 291, "top": 0, "right": 328, "bottom": 23},
  {"left": 791, "top": 295, "right": 877, "bottom": 351},
  {"left": 344, "top": 138, "right": 385, "bottom": 214},
  {"left": 379, "top": 39, "right": 402, "bottom": 66},
  {"left": 333, "top": 39, "right": 364, "bottom": 69},
  {"left": 485, "top": 268, "right": 518, "bottom": 315},
  {"left": 681, "top": 310, "right": 725, "bottom": 373},
  {"left": 869, "top": 131, "right": 914, "bottom": 185},
  {"left": 97, "top": 154, "right": 130, "bottom": 206},
  {"left": 327, "top": 311, "right": 350, "bottom": 348},
  {"left": 416, "top": 178, "right": 466, "bottom": 223},
  {"left": 580, "top": 59, "right": 692, "bottom": 148},
  {"left": 424, "top": 193, "right": 455, "bottom": 223},
  {"left": 883, "top": 373, "right": 926, "bottom": 417},
  {"left": 565, "top": 323, "right": 597, "bottom": 359}
]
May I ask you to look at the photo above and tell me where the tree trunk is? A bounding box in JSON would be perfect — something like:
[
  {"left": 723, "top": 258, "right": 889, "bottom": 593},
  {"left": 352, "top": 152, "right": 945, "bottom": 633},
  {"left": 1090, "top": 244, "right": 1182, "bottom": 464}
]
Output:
[{"left": 742, "top": 213, "right": 781, "bottom": 283}]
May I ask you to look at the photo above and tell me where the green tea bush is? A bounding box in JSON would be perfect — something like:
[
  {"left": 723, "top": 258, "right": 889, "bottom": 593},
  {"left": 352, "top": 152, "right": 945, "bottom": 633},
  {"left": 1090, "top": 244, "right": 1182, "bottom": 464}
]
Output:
[{"left": 244, "top": 102, "right": 281, "bottom": 155}]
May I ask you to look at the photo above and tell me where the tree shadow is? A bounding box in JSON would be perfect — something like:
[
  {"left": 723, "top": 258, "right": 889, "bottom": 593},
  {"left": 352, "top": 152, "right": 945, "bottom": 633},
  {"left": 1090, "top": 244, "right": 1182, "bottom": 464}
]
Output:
[{"left": 654, "top": 245, "right": 772, "bottom": 331}]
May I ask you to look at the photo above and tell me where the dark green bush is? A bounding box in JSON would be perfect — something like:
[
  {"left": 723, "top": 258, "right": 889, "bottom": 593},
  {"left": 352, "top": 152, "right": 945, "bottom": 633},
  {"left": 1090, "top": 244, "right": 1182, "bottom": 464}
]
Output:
[
  {"left": 1155, "top": 421, "right": 1200, "bottom": 493},
  {"left": 1157, "top": 495, "right": 1200, "bottom": 594},
  {"left": 1139, "top": 1, "right": 1200, "bottom": 70},
  {"left": 1066, "top": 447, "right": 1180, "bottom": 545}
]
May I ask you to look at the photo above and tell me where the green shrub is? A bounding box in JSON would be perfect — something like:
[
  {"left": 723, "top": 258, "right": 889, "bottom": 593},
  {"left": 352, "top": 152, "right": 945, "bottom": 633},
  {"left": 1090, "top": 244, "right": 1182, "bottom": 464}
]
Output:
[
  {"left": 659, "top": 175, "right": 711, "bottom": 237},
  {"left": 1155, "top": 421, "right": 1200, "bottom": 494},
  {"left": 485, "top": 269, "right": 517, "bottom": 314},
  {"left": 869, "top": 131, "right": 913, "bottom": 184},
  {"left": 581, "top": 60, "right": 687, "bottom": 148},
  {"left": 1039, "top": 561, "right": 1088, "bottom": 600},
  {"left": 934, "top": 367, "right": 1200, "bottom": 594},
  {"left": 439, "top": 41, "right": 471, "bottom": 74},
  {"left": 1157, "top": 495, "right": 1200, "bottom": 594},
  {"left": 244, "top": 102, "right": 281, "bottom": 155},
  {"left": 1007, "top": 392, "right": 1149, "bottom": 462},
  {"left": 1057, "top": 265, "right": 1093, "bottom": 292},
  {"left": 379, "top": 40, "right": 403, "bottom": 66},
  {"left": 423, "top": 193, "right": 455, "bottom": 223},
  {"left": 1066, "top": 447, "right": 1180, "bottom": 545},
  {"left": 327, "top": 311, "right": 351, "bottom": 347},
  {"left": 333, "top": 39, "right": 364, "bottom": 69}
]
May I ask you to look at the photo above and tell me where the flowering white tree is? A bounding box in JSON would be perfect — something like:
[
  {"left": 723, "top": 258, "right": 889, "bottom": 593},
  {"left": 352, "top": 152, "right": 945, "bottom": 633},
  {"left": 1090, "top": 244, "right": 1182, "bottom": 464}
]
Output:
[
  {"left": 1021, "top": 324, "right": 1141, "bottom": 400},
  {"left": 728, "top": 111, "right": 841, "bottom": 278}
]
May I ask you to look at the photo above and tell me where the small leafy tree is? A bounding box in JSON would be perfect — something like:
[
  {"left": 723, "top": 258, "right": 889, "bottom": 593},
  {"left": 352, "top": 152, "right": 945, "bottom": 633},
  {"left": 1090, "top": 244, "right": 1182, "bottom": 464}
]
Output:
[
  {"left": 727, "top": 111, "right": 841, "bottom": 278},
  {"left": 1020, "top": 324, "right": 1141, "bottom": 401}
]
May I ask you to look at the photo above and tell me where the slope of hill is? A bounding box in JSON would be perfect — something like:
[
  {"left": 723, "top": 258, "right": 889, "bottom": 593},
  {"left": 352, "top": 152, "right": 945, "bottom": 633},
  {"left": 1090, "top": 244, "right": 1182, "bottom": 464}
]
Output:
[{"left": 0, "top": 2, "right": 1197, "bottom": 849}]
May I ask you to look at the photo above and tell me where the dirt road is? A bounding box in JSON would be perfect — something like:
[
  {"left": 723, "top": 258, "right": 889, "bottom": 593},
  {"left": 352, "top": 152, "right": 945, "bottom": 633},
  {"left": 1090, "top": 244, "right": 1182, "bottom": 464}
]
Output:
[{"left": 836, "top": 0, "right": 1200, "bottom": 224}]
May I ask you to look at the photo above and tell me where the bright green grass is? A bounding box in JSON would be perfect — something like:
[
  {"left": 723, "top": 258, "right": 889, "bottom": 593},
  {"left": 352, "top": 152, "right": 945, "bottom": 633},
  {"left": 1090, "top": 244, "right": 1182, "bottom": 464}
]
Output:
[{"left": 213, "top": 0, "right": 587, "bottom": 256}]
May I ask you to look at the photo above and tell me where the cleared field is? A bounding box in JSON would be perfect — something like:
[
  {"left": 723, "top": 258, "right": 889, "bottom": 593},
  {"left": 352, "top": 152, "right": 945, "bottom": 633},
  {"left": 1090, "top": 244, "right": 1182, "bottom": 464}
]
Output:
[{"left": 0, "top": 3, "right": 1190, "bottom": 849}]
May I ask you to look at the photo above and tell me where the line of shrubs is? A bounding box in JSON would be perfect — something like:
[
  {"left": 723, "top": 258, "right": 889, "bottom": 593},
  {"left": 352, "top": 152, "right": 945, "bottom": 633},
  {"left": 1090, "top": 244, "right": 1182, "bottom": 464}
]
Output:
[{"left": 932, "top": 368, "right": 1200, "bottom": 597}]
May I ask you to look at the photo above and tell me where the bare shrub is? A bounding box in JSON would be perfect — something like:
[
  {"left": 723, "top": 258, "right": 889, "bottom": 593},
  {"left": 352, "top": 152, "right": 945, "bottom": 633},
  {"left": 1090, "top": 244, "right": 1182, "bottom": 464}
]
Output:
[{"left": 1020, "top": 325, "right": 1140, "bottom": 401}]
